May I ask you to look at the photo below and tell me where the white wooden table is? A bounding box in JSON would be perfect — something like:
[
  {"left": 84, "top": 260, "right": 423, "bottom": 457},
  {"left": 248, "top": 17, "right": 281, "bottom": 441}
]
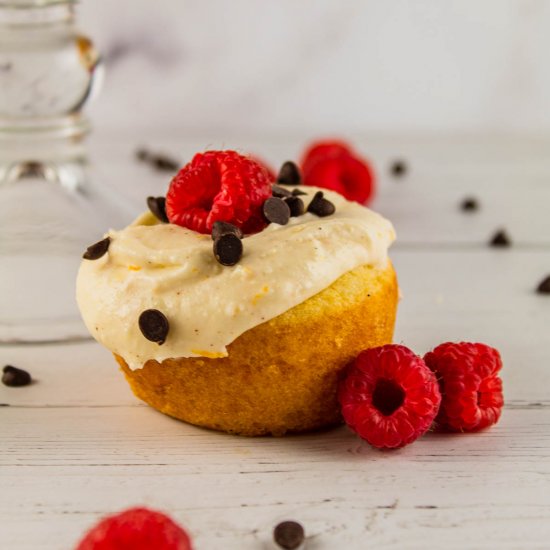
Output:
[{"left": 2, "top": 136, "right": 550, "bottom": 549}]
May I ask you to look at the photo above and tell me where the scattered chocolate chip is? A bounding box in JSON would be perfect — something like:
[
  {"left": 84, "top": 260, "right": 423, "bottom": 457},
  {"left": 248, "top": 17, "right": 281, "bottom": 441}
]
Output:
[
  {"left": 153, "top": 156, "right": 179, "bottom": 172},
  {"left": 262, "top": 197, "right": 291, "bottom": 225},
  {"left": 136, "top": 148, "right": 149, "bottom": 162},
  {"left": 489, "top": 229, "right": 512, "bottom": 248},
  {"left": 83, "top": 237, "right": 111, "bottom": 260},
  {"left": 273, "top": 521, "right": 305, "bottom": 550},
  {"left": 284, "top": 196, "right": 305, "bottom": 217},
  {"left": 213, "top": 233, "right": 243, "bottom": 266},
  {"left": 2, "top": 365, "right": 32, "bottom": 387},
  {"left": 307, "top": 191, "right": 335, "bottom": 217},
  {"left": 136, "top": 148, "right": 180, "bottom": 172},
  {"left": 147, "top": 196, "right": 169, "bottom": 223},
  {"left": 460, "top": 197, "right": 479, "bottom": 212},
  {"left": 211, "top": 221, "right": 243, "bottom": 241},
  {"left": 277, "top": 161, "right": 301, "bottom": 185},
  {"left": 138, "top": 309, "right": 169, "bottom": 345},
  {"left": 390, "top": 159, "right": 407, "bottom": 177},
  {"left": 291, "top": 188, "right": 307, "bottom": 196},
  {"left": 19, "top": 161, "right": 46, "bottom": 179},
  {"left": 536, "top": 275, "right": 550, "bottom": 294},
  {"left": 272, "top": 184, "right": 293, "bottom": 199}
]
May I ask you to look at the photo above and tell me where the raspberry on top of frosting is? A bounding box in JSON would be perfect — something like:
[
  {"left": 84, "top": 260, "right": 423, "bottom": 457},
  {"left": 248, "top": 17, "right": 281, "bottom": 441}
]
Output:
[{"left": 166, "top": 150, "right": 273, "bottom": 235}]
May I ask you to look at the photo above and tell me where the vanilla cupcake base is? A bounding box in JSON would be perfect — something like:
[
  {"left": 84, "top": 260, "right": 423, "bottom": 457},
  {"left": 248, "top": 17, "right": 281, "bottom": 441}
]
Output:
[{"left": 117, "top": 262, "right": 398, "bottom": 436}]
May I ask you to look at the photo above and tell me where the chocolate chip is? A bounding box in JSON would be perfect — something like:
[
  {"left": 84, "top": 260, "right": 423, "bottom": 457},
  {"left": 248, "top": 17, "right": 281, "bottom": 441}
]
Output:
[
  {"left": 83, "top": 237, "right": 111, "bottom": 260},
  {"left": 262, "top": 197, "right": 291, "bottom": 225},
  {"left": 307, "top": 191, "right": 335, "bottom": 217},
  {"left": 136, "top": 148, "right": 180, "bottom": 172},
  {"left": 277, "top": 161, "right": 301, "bottom": 185},
  {"left": 460, "top": 197, "right": 479, "bottom": 212},
  {"left": 213, "top": 233, "right": 243, "bottom": 266},
  {"left": 536, "top": 275, "right": 550, "bottom": 294},
  {"left": 153, "top": 155, "right": 179, "bottom": 172},
  {"left": 2, "top": 365, "right": 32, "bottom": 387},
  {"left": 489, "top": 229, "right": 512, "bottom": 247},
  {"left": 285, "top": 196, "right": 305, "bottom": 217},
  {"left": 272, "top": 184, "right": 293, "bottom": 199},
  {"left": 273, "top": 521, "right": 305, "bottom": 550},
  {"left": 136, "top": 148, "right": 149, "bottom": 161},
  {"left": 291, "top": 188, "right": 307, "bottom": 196},
  {"left": 19, "top": 161, "right": 45, "bottom": 179},
  {"left": 211, "top": 221, "right": 243, "bottom": 241},
  {"left": 138, "top": 309, "right": 169, "bottom": 345},
  {"left": 147, "top": 196, "right": 169, "bottom": 223},
  {"left": 390, "top": 159, "right": 407, "bottom": 177}
]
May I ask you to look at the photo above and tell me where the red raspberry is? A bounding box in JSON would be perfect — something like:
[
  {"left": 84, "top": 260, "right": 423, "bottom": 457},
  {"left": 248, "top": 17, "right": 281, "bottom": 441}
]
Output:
[
  {"left": 300, "top": 140, "right": 375, "bottom": 204},
  {"left": 166, "top": 150, "right": 272, "bottom": 234},
  {"left": 301, "top": 140, "right": 353, "bottom": 176},
  {"left": 76, "top": 507, "right": 192, "bottom": 550},
  {"left": 338, "top": 345, "right": 441, "bottom": 449},
  {"left": 424, "top": 342, "right": 504, "bottom": 432},
  {"left": 249, "top": 154, "right": 276, "bottom": 181},
  {"left": 304, "top": 155, "right": 375, "bottom": 204}
]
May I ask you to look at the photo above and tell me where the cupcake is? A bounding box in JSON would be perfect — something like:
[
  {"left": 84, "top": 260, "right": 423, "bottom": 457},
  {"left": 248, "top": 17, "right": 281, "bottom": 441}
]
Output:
[{"left": 77, "top": 150, "right": 397, "bottom": 436}]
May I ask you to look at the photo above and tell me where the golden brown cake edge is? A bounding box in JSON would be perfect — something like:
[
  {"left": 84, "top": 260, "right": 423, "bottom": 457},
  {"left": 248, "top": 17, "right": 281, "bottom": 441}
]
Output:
[{"left": 116, "top": 261, "right": 398, "bottom": 436}]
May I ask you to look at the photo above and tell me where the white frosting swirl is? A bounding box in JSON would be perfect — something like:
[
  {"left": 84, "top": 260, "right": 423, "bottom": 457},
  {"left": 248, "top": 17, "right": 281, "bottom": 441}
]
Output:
[{"left": 77, "top": 186, "right": 395, "bottom": 369}]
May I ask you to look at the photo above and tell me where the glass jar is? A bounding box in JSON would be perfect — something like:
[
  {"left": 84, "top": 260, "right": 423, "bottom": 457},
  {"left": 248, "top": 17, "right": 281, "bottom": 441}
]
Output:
[
  {"left": 0, "top": 0, "right": 127, "bottom": 343},
  {"left": 0, "top": 0, "right": 101, "bottom": 176}
]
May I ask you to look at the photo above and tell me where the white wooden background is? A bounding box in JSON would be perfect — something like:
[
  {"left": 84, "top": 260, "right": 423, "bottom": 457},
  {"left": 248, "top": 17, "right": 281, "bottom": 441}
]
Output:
[
  {"left": 82, "top": 1, "right": 550, "bottom": 135},
  {"left": 1, "top": 135, "right": 550, "bottom": 549}
]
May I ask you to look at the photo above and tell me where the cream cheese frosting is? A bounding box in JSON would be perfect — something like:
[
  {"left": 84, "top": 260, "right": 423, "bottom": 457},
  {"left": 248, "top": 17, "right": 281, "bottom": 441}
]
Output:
[{"left": 76, "top": 186, "right": 395, "bottom": 369}]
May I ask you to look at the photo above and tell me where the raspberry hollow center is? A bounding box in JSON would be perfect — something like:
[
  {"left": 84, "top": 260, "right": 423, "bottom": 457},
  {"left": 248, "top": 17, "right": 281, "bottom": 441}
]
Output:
[{"left": 372, "top": 379, "right": 405, "bottom": 416}]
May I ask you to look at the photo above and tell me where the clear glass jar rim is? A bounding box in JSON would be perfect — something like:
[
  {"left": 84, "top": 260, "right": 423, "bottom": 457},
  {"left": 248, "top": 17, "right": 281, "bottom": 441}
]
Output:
[{"left": 0, "top": 0, "right": 76, "bottom": 8}]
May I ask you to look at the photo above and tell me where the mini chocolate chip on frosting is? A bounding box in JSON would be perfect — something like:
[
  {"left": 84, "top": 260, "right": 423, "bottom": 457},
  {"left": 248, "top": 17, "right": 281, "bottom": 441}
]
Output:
[
  {"left": 284, "top": 196, "right": 305, "bottom": 217},
  {"left": 272, "top": 184, "right": 293, "bottom": 199},
  {"left": 263, "top": 197, "right": 291, "bottom": 225},
  {"left": 77, "top": 185, "right": 395, "bottom": 368},
  {"left": 211, "top": 221, "right": 243, "bottom": 241},
  {"left": 213, "top": 233, "right": 243, "bottom": 266},
  {"left": 139, "top": 309, "right": 169, "bottom": 345},
  {"left": 307, "top": 191, "right": 335, "bottom": 217},
  {"left": 83, "top": 237, "right": 111, "bottom": 260},
  {"left": 277, "top": 161, "right": 301, "bottom": 185},
  {"left": 147, "top": 196, "right": 169, "bottom": 223}
]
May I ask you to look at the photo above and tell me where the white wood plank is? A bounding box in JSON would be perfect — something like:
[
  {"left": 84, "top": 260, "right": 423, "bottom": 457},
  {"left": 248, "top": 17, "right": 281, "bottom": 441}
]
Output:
[
  {"left": 0, "top": 342, "right": 135, "bottom": 408},
  {"left": 1, "top": 406, "right": 549, "bottom": 549},
  {"left": 376, "top": 177, "right": 550, "bottom": 247}
]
